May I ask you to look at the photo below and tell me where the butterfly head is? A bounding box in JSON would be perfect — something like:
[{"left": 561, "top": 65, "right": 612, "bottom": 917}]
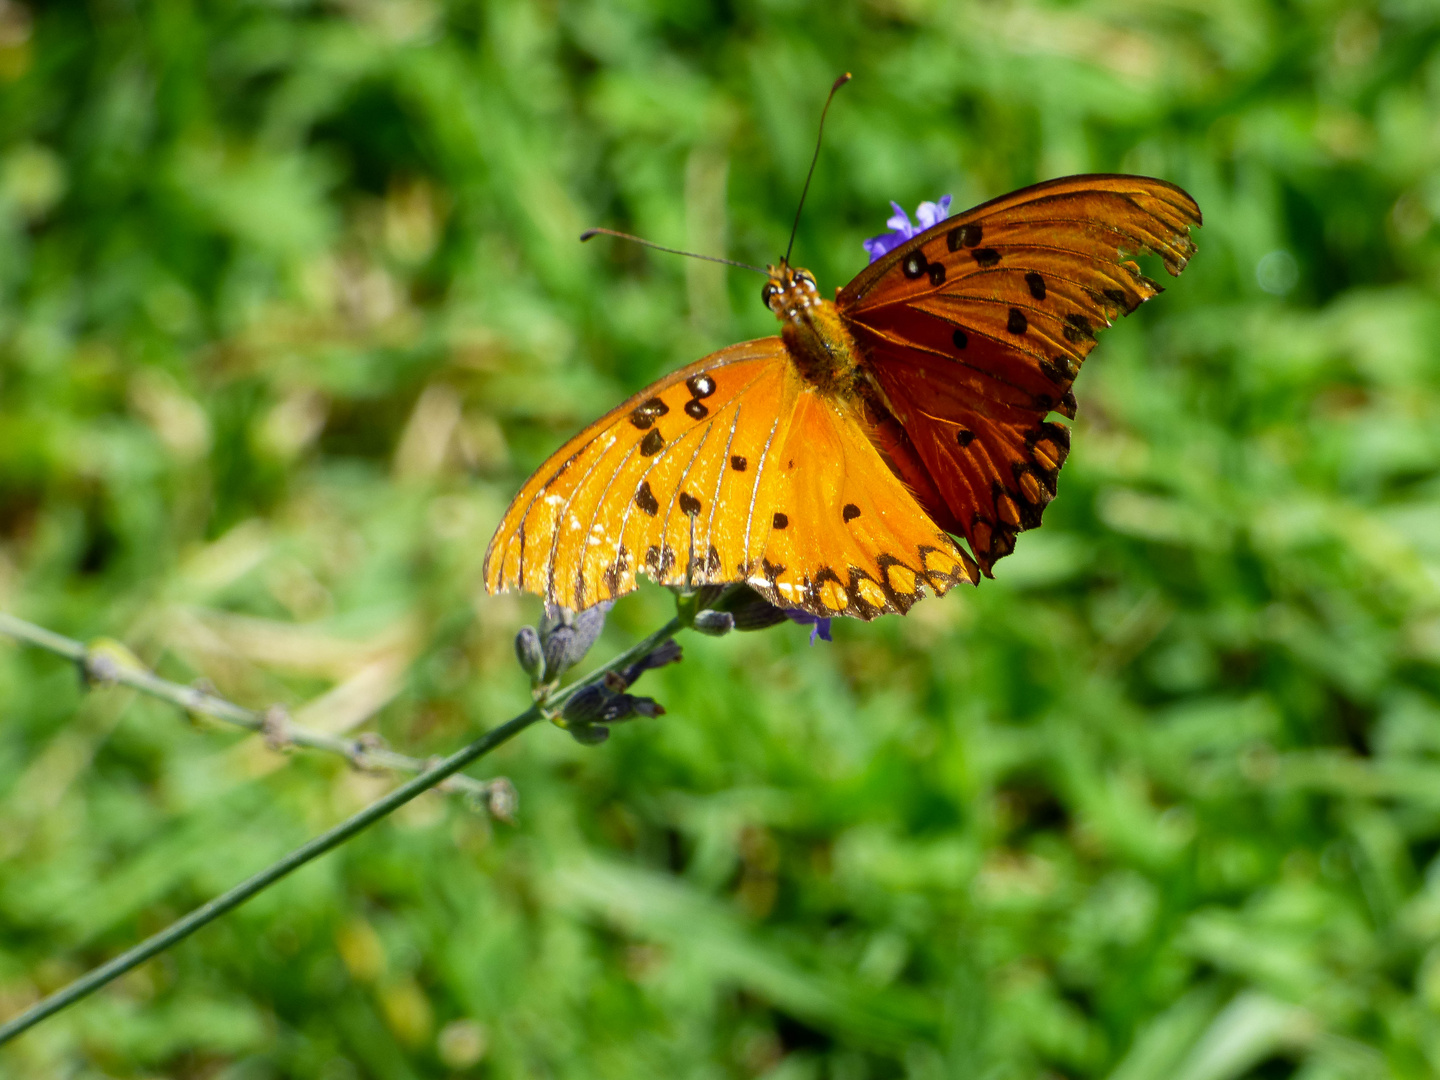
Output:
[
  {"left": 763, "top": 262, "right": 861, "bottom": 394},
  {"left": 761, "top": 264, "right": 821, "bottom": 321}
]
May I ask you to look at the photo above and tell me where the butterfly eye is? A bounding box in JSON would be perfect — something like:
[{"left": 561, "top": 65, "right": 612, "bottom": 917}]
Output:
[
  {"left": 761, "top": 282, "right": 781, "bottom": 308},
  {"left": 793, "top": 269, "right": 816, "bottom": 289}
]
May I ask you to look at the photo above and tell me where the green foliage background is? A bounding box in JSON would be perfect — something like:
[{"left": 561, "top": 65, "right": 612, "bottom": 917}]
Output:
[{"left": 4, "top": 0, "right": 1440, "bottom": 1076}]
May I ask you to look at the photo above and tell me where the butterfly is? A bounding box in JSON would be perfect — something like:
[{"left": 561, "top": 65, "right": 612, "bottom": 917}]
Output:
[{"left": 484, "top": 173, "right": 1200, "bottom": 620}]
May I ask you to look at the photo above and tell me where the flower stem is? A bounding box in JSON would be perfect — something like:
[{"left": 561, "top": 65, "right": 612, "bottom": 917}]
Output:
[
  {"left": 0, "top": 612, "right": 497, "bottom": 800},
  {"left": 0, "top": 615, "right": 684, "bottom": 1046}
]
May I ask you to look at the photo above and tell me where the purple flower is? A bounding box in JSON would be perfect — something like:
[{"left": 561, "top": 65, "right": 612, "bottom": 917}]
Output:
[
  {"left": 782, "top": 609, "right": 833, "bottom": 644},
  {"left": 863, "top": 195, "right": 953, "bottom": 263}
]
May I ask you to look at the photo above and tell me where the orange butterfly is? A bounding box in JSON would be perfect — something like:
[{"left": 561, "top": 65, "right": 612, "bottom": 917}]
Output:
[{"left": 485, "top": 150, "right": 1199, "bottom": 621}]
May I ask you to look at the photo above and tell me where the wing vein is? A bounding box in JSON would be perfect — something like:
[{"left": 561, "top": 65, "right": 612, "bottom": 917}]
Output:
[
  {"left": 606, "top": 370, "right": 772, "bottom": 586},
  {"left": 507, "top": 443, "right": 592, "bottom": 590},
  {"left": 572, "top": 440, "right": 644, "bottom": 606},
  {"left": 743, "top": 414, "right": 783, "bottom": 571},
  {"left": 542, "top": 433, "right": 618, "bottom": 601},
  {"left": 703, "top": 402, "right": 743, "bottom": 570},
  {"left": 854, "top": 322, "right": 1042, "bottom": 395},
  {"left": 852, "top": 253, "right": 1155, "bottom": 318},
  {"left": 658, "top": 417, "right": 719, "bottom": 579}
]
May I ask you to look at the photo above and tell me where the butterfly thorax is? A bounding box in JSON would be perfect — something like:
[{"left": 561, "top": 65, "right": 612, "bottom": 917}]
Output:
[{"left": 763, "top": 263, "right": 863, "bottom": 399}]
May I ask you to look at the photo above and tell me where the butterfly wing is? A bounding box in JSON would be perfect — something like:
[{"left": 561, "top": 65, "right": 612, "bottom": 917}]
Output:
[
  {"left": 484, "top": 334, "right": 980, "bottom": 618},
  {"left": 839, "top": 174, "right": 1201, "bottom": 574},
  {"left": 484, "top": 338, "right": 805, "bottom": 610},
  {"left": 744, "top": 392, "right": 979, "bottom": 619}
]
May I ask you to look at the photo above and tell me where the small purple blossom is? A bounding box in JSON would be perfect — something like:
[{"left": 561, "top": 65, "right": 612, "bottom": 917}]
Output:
[
  {"left": 863, "top": 195, "right": 953, "bottom": 263},
  {"left": 782, "top": 608, "right": 833, "bottom": 644}
]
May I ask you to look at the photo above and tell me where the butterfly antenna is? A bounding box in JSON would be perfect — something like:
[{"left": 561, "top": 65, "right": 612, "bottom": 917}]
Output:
[
  {"left": 784, "top": 72, "right": 852, "bottom": 266},
  {"left": 579, "top": 228, "right": 767, "bottom": 275}
]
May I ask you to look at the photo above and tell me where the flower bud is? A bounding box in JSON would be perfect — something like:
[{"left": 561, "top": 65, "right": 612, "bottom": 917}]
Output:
[
  {"left": 514, "top": 626, "right": 544, "bottom": 680},
  {"left": 630, "top": 697, "right": 665, "bottom": 718},
  {"left": 541, "top": 601, "right": 612, "bottom": 679},
  {"left": 713, "top": 585, "right": 789, "bottom": 631},
  {"left": 616, "top": 639, "right": 682, "bottom": 687},
  {"left": 567, "top": 723, "right": 611, "bottom": 745},
  {"left": 692, "top": 610, "right": 735, "bottom": 636},
  {"left": 563, "top": 683, "right": 665, "bottom": 724},
  {"left": 561, "top": 684, "right": 609, "bottom": 725}
]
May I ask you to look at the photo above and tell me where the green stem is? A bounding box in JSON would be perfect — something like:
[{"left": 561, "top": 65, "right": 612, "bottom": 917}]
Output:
[
  {"left": 0, "top": 612, "right": 495, "bottom": 798},
  {"left": 0, "top": 616, "right": 684, "bottom": 1046},
  {"left": 0, "top": 613, "right": 87, "bottom": 662}
]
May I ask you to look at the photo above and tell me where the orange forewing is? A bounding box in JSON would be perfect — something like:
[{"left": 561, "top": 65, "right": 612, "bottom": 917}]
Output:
[
  {"left": 484, "top": 338, "right": 794, "bottom": 611},
  {"left": 841, "top": 174, "right": 1202, "bottom": 573},
  {"left": 482, "top": 338, "right": 977, "bottom": 617}
]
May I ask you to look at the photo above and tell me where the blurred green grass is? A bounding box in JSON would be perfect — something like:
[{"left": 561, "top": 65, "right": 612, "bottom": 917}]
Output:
[{"left": 4, "top": 0, "right": 1440, "bottom": 1076}]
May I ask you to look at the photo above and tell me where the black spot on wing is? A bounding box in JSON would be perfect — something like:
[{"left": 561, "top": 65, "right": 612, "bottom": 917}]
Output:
[
  {"left": 1038, "top": 359, "right": 1066, "bottom": 385},
  {"left": 635, "top": 480, "right": 659, "bottom": 516},
  {"left": 630, "top": 397, "right": 669, "bottom": 429},
  {"left": 645, "top": 544, "right": 676, "bottom": 576},
  {"left": 947, "top": 223, "right": 982, "bottom": 250},
  {"left": 1062, "top": 313, "right": 1095, "bottom": 343},
  {"left": 686, "top": 373, "right": 716, "bottom": 399},
  {"left": 602, "top": 546, "right": 631, "bottom": 596}
]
